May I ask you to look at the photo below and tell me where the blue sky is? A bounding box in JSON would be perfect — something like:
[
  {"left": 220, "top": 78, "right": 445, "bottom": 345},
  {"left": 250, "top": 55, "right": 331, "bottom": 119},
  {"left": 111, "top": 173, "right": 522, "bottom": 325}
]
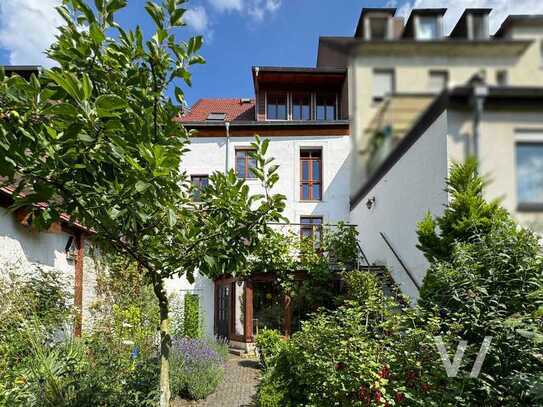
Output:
[{"left": 1, "top": 0, "right": 543, "bottom": 106}]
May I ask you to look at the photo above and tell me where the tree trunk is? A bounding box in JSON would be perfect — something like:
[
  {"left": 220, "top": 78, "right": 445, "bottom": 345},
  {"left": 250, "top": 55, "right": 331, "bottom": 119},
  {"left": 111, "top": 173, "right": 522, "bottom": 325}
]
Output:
[{"left": 153, "top": 277, "right": 171, "bottom": 407}]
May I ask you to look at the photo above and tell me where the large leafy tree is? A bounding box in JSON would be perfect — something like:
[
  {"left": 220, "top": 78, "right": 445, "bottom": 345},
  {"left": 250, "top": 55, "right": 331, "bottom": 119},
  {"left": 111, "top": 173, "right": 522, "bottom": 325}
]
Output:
[{"left": 0, "top": 1, "right": 285, "bottom": 405}]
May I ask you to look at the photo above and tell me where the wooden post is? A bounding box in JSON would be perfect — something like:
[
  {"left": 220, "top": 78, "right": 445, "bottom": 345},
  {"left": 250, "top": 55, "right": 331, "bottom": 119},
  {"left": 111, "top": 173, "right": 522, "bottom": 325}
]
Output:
[
  {"left": 74, "top": 233, "right": 84, "bottom": 337},
  {"left": 244, "top": 280, "right": 254, "bottom": 342},
  {"left": 283, "top": 294, "right": 293, "bottom": 337}
]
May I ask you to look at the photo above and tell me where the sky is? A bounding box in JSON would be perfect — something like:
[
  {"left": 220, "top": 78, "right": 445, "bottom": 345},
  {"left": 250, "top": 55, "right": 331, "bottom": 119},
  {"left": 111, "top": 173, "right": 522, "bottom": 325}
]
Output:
[{"left": 1, "top": 0, "right": 543, "bottom": 106}]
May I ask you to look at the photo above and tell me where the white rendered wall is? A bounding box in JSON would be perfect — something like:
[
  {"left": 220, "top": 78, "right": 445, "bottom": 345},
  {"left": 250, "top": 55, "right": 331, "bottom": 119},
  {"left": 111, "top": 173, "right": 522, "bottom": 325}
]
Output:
[
  {"left": 0, "top": 207, "right": 97, "bottom": 330},
  {"left": 349, "top": 112, "right": 449, "bottom": 300},
  {"left": 168, "top": 133, "right": 352, "bottom": 337}
]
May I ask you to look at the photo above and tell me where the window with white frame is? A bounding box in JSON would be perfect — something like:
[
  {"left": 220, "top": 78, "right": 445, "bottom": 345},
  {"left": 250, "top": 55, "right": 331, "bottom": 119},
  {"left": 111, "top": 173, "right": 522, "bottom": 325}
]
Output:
[
  {"left": 372, "top": 69, "right": 395, "bottom": 103},
  {"left": 516, "top": 133, "right": 543, "bottom": 209}
]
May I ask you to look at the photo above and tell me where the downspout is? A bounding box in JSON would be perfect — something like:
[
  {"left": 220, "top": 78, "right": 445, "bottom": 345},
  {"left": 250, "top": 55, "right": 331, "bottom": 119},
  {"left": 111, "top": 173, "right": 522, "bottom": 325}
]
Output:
[
  {"left": 471, "top": 82, "right": 488, "bottom": 162},
  {"left": 225, "top": 121, "right": 230, "bottom": 173}
]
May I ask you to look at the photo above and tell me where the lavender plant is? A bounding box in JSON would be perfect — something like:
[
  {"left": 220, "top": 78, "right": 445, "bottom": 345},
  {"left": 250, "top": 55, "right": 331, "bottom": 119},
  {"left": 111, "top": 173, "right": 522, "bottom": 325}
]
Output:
[{"left": 170, "top": 338, "right": 226, "bottom": 400}]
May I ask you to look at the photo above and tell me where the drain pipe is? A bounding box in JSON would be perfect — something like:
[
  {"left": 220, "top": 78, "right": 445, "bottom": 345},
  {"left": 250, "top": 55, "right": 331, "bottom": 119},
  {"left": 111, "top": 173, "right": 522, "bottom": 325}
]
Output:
[
  {"left": 225, "top": 121, "right": 230, "bottom": 173},
  {"left": 471, "top": 81, "right": 488, "bottom": 162}
]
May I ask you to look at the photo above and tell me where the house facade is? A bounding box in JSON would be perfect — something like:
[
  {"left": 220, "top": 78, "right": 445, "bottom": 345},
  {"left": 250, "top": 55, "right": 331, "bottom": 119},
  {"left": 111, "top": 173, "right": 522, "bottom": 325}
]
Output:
[{"left": 173, "top": 67, "right": 351, "bottom": 348}]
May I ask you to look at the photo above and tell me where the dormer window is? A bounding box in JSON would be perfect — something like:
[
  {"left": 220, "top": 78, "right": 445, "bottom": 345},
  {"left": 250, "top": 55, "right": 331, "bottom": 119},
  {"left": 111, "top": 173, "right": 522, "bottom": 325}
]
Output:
[
  {"left": 266, "top": 92, "right": 287, "bottom": 120},
  {"left": 470, "top": 14, "right": 488, "bottom": 39},
  {"left": 368, "top": 16, "right": 390, "bottom": 40},
  {"left": 417, "top": 16, "right": 441, "bottom": 40}
]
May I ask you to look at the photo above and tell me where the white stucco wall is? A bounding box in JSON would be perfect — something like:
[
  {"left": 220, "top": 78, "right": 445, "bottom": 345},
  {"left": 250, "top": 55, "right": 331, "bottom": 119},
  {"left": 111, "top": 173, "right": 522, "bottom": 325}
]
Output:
[
  {"left": 447, "top": 109, "right": 543, "bottom": 234},
  {"left": 167, "top": 133, "right": 352, "bottom": 337},
  {"left": 349, "top": 112, "right": 449, "bottom": 299},
  {"left": 0, "top": 207, "right": 97, "bottom": 331}
]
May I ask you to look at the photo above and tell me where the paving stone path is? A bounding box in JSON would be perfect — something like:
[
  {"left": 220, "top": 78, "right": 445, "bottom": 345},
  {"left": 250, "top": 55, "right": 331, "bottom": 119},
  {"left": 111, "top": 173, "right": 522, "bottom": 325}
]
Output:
[{"left": 172, "top": 355, "right": 261, "bottom": 407}]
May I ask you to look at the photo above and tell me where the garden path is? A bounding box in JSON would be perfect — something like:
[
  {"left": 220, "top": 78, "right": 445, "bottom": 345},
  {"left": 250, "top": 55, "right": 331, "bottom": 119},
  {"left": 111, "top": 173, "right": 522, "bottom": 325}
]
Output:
[{"left": 172, "top": 355, "right": 260, "bottom": 407}]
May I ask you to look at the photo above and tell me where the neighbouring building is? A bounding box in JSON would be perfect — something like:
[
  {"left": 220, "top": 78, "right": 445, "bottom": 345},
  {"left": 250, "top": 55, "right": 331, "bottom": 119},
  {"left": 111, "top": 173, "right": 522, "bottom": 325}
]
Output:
[
  {"left": 323, "top": 8, "right": 543, "bottom": 299},
  {"left": 0, "top": 184, "right": 97, "bottom": 335}
]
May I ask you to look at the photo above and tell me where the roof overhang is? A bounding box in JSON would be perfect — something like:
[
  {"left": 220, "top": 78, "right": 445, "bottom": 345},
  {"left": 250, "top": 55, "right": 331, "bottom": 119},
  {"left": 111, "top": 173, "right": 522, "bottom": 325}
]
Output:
[
  {"left": 184, "top": 119, "right": 350, "bottom": 128},
  {"left": 252, "top": 66, "right": 346, "bottom": 91},
  {"left": 320, "top": 37, "right": 532, "bottom": 58},
  {"left": 183, "top": 120, "right": 350, "bottom": 137}
]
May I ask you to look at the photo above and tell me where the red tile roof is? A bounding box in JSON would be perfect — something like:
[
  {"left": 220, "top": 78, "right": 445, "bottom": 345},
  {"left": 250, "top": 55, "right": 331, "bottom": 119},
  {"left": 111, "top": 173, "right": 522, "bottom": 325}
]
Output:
[{"left": 178, "top": 98, "right": 255, "bottom": 122}]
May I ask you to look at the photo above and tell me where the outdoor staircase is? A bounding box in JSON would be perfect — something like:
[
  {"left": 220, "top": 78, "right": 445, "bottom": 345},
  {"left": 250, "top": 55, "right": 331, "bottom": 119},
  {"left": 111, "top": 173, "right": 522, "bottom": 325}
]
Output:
[{"left": 358, "top": 265, "right": 400, "bottom": 298}]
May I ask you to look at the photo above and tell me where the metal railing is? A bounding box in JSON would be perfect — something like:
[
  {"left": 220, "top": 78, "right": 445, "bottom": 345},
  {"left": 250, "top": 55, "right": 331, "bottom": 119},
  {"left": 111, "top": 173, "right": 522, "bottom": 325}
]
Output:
[{"left": 379, "top": 232, "right": 420, "bottom": 290}]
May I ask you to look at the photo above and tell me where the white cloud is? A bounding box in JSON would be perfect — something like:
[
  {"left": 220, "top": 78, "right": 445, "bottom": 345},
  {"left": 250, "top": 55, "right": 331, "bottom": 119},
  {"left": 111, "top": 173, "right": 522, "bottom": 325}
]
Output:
[
  {"left": 208, "top": 0, "right": 281, "bottom": 21},
  {"left": 185, "top": 6, "right": 210, "bottom": 33},
  {"left": 0, "top": 0, "right": 63, "bottom": 67},
  {"left": 397, "top": 0, "right": 543, "bottom": 34},
  {"left": 208, "top": 0, "right": 243, "bottom": 12}
]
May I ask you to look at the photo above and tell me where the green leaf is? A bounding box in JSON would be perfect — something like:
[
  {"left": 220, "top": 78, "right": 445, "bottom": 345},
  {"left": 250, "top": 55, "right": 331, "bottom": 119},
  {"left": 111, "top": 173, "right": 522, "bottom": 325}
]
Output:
[
  {"left": 174, "top": 87, "right": 184, "bottom": 105},
  {"left": 187, "top": 36, "right": 203, "bottom": 54},
  {"left": 96, "top": 95, "right": 127, "bottom": 117},
  {"left": 81, "top": 73, "right": 93, "bottom": 100},
  {"left": 188, "top": 55, "right": 205, "bottom": 65},
  {"left": 167, "top": 208, "right": 177, "bottom": 226},
  {"left": 78, "top": 133, "right": 95, "bottom": 143},
  {"left": 145, "top": 2, "right": 164, "bottom": 28},
  {"left": 106, "top": 0, "right": 127, "bottom": 14},
  {"left": 89, "top": 23, "right": 106, "bottom": 44},
  {"left": 46, "top": 70, "right": 83, "bottom": 101},
  {"left": 48, "top": 103, "right": 79, "bottom": 118},
  {"left": 170, "top": 8, "right": 185, "bottom": 26},
  {"left": 135, "top": 180, "right": 150, "bottom": 192}
]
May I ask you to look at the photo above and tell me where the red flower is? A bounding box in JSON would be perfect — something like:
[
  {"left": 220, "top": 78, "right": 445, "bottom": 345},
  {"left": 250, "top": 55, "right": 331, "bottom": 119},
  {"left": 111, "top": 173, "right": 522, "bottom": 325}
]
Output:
[
  {"left": 374, "top": 390, "right": 382, "bottom": 403},
  {"left": 421, "top": 383, "right": 430, "bottom": 393},
  {"left": 405, "top": 370, "right": 418, "bottom": 387},
  {"left": 378, "top": 366, "right": 390, "bottom": 379},
  {"left": 335, "top": 362, "right": 346, "bottom": 371},
  {"left": 394, "top": 392, "right": 405, "bottom": 403},
  {"left": 358, "top": 386, "right": 369, "bottom": 402}
]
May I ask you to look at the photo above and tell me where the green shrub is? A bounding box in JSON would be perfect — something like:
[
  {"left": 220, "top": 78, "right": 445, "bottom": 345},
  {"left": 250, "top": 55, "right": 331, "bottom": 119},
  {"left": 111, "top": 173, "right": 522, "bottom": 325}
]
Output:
[
  {"left": 417, "top": 158, "right": 508, "bottom": 263},
  {"left": 183, "top": 294, "right": 201, "bottom": 338},
  {"left": 257, "top": 272, "right": 448, "bottom": 406},
  {"left": 418, "top": 159, "right": 543, "bottom": 406},
  {"left": 0, "top": 254, "right": 160, "bottom": 407},
  {"left": 255, "top": 329, "right": 285, "bottom": 369}
]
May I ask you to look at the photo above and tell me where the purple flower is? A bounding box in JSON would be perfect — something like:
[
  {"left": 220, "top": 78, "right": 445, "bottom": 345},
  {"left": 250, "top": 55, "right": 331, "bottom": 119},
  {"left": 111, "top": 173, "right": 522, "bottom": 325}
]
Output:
[{"left": 171, "top": 338, "right": 224, "bottom": 373}]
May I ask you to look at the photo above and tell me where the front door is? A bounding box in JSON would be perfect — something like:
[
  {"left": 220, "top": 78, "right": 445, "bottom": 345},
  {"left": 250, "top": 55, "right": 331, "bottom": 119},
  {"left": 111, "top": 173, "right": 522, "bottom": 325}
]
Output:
[{"left": 217, "top": 284, "right": 231, "bottom": 339}]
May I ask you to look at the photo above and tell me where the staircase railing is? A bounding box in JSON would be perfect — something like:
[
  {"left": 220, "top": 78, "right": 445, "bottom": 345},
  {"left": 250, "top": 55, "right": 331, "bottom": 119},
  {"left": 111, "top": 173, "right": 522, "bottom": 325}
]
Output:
[
  {"left": 379, "top": 232, "right": 420, "bottom": 290},
  {"left": 356, "top": 241, "right": 370, "bottom": 267}
]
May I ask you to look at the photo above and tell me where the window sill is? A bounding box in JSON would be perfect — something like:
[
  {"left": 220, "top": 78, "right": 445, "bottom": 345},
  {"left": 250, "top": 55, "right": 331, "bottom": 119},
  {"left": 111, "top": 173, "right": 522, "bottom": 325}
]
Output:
[
  {"left": 299, "top": 200, "right": 323, "bottom": 203},
  {"left": 517, "top": 202, "right": 543, "bottom": 212}
]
